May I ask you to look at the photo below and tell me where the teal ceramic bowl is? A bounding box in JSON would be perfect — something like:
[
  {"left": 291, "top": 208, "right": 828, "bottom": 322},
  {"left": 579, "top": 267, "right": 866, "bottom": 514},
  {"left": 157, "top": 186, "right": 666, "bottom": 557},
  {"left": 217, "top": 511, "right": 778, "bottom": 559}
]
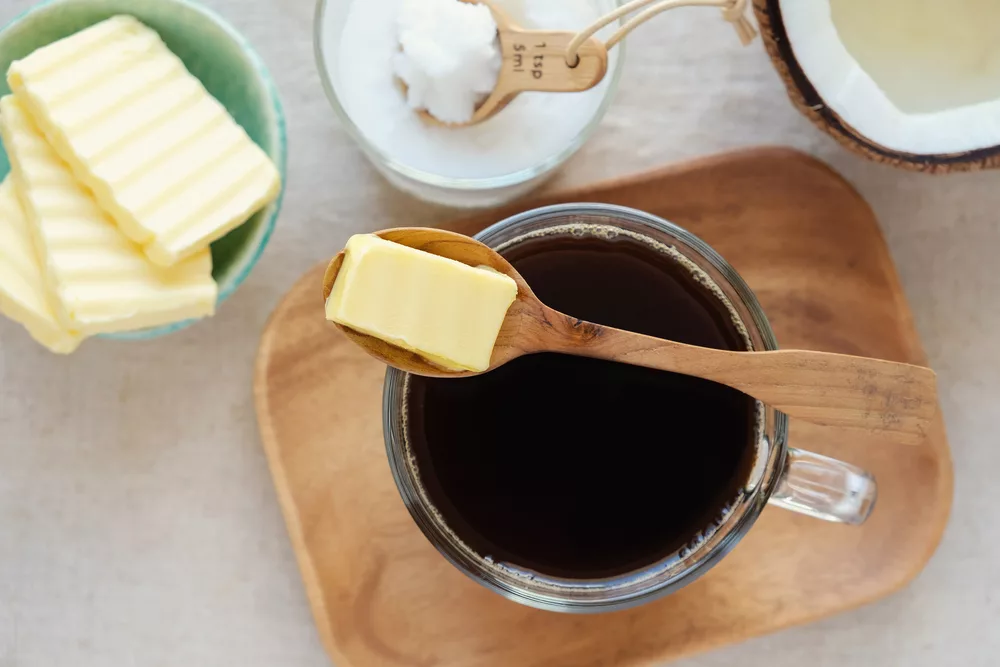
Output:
[{"left": 0, "top": 0, "right": 286, "bottom": 339}]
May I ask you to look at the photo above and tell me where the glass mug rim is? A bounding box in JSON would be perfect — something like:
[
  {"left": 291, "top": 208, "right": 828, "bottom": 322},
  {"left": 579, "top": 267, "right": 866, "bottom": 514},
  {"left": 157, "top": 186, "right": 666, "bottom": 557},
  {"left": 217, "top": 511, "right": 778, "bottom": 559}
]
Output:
[{"left": 383, "top": 203, "right": 871, "bottom": 613}]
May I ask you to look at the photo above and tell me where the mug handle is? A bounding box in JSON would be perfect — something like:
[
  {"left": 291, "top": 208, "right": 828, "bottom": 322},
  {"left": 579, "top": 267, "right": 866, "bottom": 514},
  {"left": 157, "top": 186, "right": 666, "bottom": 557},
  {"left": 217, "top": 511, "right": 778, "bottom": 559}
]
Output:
[{"left": 767, "top": 448, "right": 877, "bottom": 525}]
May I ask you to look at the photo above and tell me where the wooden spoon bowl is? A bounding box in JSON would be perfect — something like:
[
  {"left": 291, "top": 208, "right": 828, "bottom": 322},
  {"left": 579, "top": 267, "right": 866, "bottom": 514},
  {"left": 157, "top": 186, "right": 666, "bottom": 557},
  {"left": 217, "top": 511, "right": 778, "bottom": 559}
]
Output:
[
  {"left": 323, "top": 228, "right": 543, "bottom": 375},
  {"left": 322, "top": 228, "right": 939, "bottom": 444}
]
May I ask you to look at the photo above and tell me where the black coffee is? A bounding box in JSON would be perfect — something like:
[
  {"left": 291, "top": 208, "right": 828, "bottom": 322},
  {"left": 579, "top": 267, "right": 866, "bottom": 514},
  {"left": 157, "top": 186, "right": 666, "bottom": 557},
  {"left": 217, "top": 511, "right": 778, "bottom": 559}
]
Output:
[{"left": 404, "top": 226, "right": 758, "bottom": 579}]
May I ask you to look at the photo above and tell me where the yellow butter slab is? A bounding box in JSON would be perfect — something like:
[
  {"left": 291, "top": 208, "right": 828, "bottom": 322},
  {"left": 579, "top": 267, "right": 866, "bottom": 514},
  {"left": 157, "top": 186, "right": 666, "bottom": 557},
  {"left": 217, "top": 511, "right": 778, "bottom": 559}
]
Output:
[
  {"left": 325, "top": 234, "right": 518, "bottom": 372},
  {"left": 0, "top": 176, "right": 82, "bottom": 353},
  {"left": 7, "top": 15, "right": 281, "bottom": 266},
  {"left": 0, "top": 95, "right": 217, "bottom": 335}
]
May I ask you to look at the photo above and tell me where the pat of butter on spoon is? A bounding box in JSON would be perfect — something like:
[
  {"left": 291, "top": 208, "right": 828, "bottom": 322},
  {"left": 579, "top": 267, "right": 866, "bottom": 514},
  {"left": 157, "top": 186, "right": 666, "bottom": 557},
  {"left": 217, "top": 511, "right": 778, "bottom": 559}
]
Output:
[
  {"left": 323, "top": 228, "right": 938, "bottom": 445},
  {"left": 325, "top": 233, "right": 517, "bottom": 372}
]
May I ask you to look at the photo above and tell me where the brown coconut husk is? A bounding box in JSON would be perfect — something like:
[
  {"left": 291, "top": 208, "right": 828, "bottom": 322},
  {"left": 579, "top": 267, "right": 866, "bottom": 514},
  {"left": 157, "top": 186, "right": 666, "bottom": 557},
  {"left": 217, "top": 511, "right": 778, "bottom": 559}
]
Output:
[{"left": 753, "top": 0, "right": 1000, "bottom": 173}]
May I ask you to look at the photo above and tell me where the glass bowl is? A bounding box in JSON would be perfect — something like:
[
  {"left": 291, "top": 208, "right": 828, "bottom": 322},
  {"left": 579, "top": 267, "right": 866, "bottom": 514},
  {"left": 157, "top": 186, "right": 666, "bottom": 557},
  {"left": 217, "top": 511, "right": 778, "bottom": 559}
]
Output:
[{"left": 314, "top": 0, "right": 624, "bottom": 208}]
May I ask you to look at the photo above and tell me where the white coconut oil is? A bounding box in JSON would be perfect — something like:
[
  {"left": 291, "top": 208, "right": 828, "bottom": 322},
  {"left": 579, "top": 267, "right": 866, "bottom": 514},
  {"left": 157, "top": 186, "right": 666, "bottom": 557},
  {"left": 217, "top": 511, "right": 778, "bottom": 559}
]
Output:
[
  {"left": 324, "top": 0, "right": 618, "bottom": 182},
  {"left": 393, "top": 0, "right": 502, "bottom": 124},
  {"left": 832, "top": 0, "right": 1000, "bottom": 114}
]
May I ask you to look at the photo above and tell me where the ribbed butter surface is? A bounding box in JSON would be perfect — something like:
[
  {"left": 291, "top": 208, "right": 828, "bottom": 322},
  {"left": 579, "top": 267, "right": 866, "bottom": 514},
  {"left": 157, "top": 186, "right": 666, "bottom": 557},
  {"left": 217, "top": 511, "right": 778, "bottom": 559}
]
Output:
[
  {"left": 325, "top": 234, "right": 518, "bottom": 372},
  {"left": 0, "top": 176, "right": 82, "bottom": 352},
  {"left": 0, "top": 95, "right": 217, "bottom": 335},
  {"left": 7, "top": 15, "right": 281, "bottom": 266}
]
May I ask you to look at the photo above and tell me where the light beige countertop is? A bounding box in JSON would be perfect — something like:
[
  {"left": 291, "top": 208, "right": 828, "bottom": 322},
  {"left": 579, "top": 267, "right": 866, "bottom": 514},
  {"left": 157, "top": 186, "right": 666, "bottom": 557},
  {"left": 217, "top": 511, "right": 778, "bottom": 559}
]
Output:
[{"left": 1, "top": 0, "right": 996, "bottom": 665}]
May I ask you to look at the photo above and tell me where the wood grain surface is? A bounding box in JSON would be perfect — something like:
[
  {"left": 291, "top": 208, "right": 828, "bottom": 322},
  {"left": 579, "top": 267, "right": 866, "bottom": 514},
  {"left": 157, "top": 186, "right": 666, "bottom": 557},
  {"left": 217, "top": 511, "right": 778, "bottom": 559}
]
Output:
[
  {"left": 254, "top": 147, "right": 953, "bottom": 667},
  {"left": 476, "top": 25, "right": 607, "bottom": 122}
]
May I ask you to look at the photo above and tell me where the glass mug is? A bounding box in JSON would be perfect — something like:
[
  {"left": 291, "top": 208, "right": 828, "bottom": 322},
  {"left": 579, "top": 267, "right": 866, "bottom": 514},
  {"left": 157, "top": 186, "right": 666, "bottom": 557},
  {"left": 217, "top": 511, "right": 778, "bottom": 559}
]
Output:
[{"left": 383, "top": 204, "right": 877, "bottom": 613}]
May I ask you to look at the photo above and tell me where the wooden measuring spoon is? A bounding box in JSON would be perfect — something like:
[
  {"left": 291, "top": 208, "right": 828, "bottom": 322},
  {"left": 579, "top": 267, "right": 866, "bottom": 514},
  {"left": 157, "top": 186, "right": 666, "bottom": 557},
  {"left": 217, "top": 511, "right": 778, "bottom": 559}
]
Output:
[
  {"left": 407, "top": 0, "right": 608, "bottom": 126},
  {"left": 322, "top": 228, "right": 938, "bottom": 444}
]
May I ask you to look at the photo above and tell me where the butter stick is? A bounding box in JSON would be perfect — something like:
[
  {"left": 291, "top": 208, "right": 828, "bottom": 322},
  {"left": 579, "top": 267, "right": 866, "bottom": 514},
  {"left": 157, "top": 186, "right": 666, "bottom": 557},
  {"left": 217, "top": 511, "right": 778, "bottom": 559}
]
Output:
[
  {"left": 325, "top": 234, "right": 518, "bottom": 372},
  {"left": 0, "top": 176, "right": 83, "bottom": 353},
  {"left": 0, "top": 95, "right": 217, "bottom": 336},
  {"left": 7, "top": 15, "right": 281, "bottom": 266}
]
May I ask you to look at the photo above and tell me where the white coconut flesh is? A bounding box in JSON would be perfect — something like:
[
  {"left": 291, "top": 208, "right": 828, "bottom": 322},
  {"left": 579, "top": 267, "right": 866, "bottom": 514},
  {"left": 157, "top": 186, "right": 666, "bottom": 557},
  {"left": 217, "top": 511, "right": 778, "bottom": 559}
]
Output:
[{"left": 781, "top": 0, "right": 1000, "bottom": 155}]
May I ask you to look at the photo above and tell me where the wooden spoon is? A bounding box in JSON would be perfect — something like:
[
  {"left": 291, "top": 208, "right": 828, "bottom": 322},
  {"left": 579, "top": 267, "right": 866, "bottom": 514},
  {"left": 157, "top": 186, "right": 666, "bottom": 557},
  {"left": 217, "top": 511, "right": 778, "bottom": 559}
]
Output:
[
  {"left": 322, "top": 228, "right": 938, "bottom": 445},
  {"left": 407, "top": 0, "right": 608, "bottom": 127}
]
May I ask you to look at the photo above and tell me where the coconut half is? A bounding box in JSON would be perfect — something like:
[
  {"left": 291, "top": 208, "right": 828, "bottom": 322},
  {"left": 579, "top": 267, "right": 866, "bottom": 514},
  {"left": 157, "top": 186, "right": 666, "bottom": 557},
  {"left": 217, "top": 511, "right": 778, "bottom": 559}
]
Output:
[{"left": 755, "top": 0, "right": 1000, "bottom": 172}]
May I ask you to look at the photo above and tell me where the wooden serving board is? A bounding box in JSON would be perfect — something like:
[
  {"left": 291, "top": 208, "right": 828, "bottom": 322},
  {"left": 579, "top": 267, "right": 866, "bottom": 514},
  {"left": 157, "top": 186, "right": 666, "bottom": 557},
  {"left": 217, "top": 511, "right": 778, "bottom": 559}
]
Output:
[{"left": 254, "top": 148, "right": 953, "bottom": 667}]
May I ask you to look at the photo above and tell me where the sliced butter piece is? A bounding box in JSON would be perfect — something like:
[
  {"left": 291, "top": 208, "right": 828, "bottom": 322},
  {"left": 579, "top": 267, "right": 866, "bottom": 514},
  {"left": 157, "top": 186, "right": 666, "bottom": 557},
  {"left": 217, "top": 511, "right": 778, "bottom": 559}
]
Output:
[
  {"left": 325, "top": 234, "right": 518, "bottom": 372},
  {"left": 7, "top": 15, "right": 281, "bottom": 267},
  {"left": 0, "top": 95, "right": 217, "bottom": 335},
  {"left": 0, "top": 176, "right": 83, "bottom": 353}
]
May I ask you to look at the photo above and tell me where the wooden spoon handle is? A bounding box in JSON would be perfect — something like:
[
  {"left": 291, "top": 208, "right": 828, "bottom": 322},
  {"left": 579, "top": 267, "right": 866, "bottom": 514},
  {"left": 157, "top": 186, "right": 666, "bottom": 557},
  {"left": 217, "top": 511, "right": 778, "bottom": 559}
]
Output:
[
  {"left": 542, "top": 315, "right": 937, "bottom": 445},
  {"left": 495, "top": 30, "right": 607, "bottom": 95}
]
